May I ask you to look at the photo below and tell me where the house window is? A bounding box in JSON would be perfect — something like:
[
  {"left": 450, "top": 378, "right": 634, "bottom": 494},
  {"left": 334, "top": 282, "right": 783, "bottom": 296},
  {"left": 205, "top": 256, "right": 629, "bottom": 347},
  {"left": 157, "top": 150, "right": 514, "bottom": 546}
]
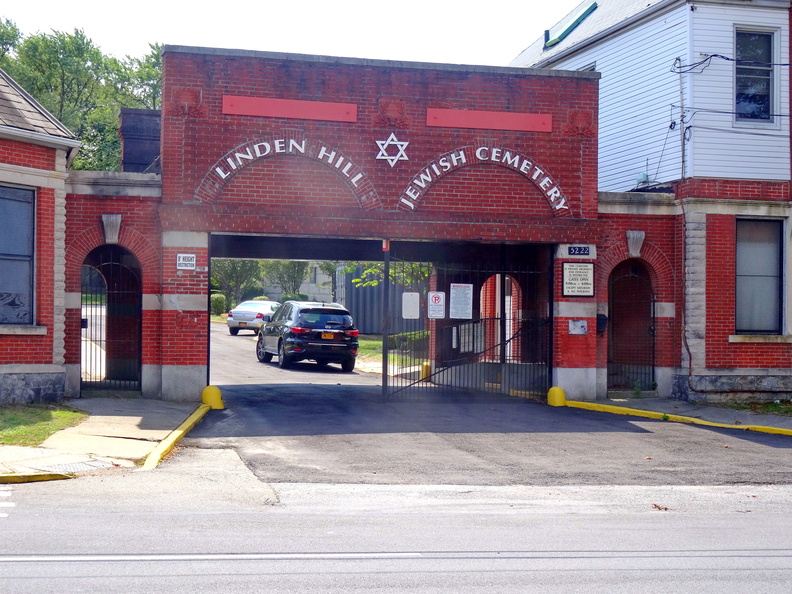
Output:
[
  {"left": 735, "top": 219, "right": 783, "bottom": 334},
  {"left": 0, "top": 185, "right": 35, "bottom": 324},
  {"left": 735, "top": 30, "right": 773, "bottom": 121}
]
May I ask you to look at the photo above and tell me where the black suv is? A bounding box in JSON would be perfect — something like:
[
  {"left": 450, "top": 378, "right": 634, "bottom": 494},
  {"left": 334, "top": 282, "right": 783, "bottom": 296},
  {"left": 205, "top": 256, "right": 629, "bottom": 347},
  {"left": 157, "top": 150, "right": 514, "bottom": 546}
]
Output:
[{"left": 256, "top": 301, "right": 359, "bottom": 371}]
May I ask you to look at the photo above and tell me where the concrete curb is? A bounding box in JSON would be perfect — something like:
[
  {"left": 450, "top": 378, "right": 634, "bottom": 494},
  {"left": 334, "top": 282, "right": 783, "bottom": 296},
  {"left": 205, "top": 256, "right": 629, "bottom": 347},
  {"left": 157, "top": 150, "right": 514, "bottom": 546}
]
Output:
[
  {"left": 138, "top": 403, "right": 211, "bottom": 471},
  {"left": 566, "top": 401, "right": 792, "bottom": 436},
  {"left": 0, "top": 472, "right": 75, "bottom": 484}
]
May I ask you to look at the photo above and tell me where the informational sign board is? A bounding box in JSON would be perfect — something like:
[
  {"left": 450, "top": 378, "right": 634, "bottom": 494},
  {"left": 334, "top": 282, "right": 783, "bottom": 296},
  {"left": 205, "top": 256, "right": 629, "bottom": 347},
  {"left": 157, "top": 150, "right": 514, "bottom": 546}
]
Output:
[
  {"left": 449, "top": 283, "right": 473, "bottom": 319},
  {"left": 427, "top": 291, "right": 445, "bottom": 319},
  {"left": 176, "top": 254, "right": 196, "bottom": 270},
  {"left": 562, "top": 262, "right": 595, "bottom": 297},
  {"left": 402, "top": 292, "right": 420, "bottom": 319}
]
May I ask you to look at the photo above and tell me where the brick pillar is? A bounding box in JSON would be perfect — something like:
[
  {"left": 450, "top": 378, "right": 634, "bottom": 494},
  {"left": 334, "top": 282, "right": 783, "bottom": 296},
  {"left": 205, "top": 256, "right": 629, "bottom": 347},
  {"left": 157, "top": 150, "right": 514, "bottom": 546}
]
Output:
[{"left": 158, "top": 231, "right": 209, "bottom": 401}]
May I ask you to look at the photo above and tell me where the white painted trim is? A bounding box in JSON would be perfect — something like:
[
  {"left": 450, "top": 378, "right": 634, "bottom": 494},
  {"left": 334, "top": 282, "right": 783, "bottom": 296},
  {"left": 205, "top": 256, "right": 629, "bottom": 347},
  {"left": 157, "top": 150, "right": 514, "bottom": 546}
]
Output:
[
  {"left": 0, "top": 326, "right": 47, "bottom": 335},
  {"left": 555, "top": 302, "right": 598, "bottom": 318},
  {"left": 162, "top": 294, "right": 207, "bottom": 311},
  {"left": 162, "top": 231, "right": 209, "bottom": 248},
  {"left": 729, "top": 334, "right": 792, "bottom": 343},
  {"left": 0, "top": 364, "right": 63, "bottom": 373},
  {"left": 0, "top": 162, "right": 68, "bottom": 190},
  {"left": 0, "top": 126, "right": 80, "bottom": 150}
]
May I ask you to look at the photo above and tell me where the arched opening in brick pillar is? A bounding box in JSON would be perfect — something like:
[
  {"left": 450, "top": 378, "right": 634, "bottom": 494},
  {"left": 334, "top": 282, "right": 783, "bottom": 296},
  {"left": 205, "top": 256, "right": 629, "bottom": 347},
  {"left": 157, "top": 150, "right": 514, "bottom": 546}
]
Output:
[
  {"left": 607, "top": 259, "right": 655, "bottom": 392},
  {"left": 480, "top": 274, "right": 523, "bottom": 362},
  {"left": 80, "top": 245, "right": 142, "bottom": 393}
]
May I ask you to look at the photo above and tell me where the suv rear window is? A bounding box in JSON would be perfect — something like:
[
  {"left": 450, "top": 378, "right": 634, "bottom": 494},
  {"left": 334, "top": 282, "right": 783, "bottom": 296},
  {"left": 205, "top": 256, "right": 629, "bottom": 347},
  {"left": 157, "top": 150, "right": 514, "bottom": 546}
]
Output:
[{"left": 297, "top": 309, "right": 353, "bottom": 327}]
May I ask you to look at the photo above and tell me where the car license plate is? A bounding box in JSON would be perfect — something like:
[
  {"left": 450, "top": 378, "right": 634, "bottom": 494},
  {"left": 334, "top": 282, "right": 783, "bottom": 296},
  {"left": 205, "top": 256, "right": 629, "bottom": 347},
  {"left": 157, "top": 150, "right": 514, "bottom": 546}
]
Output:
[
  {"left": 321, "top": 332, "right": 334, "bottom": 339},
  {"left": 239, "top": 322, "right": 247, "bottom": 327}
]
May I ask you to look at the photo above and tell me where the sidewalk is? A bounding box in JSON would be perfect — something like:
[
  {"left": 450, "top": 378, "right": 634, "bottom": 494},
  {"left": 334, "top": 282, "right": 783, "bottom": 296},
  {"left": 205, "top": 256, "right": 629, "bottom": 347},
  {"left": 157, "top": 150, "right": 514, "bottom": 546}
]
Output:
[
  {"left": 2, "top": 394, "right": 792, "bottom": 483},
  {"left": 0, "top": 398, "right": 199, "bottom": 483}
]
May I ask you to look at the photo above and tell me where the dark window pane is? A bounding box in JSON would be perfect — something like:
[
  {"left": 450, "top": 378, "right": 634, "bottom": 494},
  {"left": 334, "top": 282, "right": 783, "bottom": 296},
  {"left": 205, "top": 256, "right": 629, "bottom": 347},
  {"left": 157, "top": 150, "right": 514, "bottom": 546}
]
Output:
[
  {"left": 736, "top": 31, "right": 773, "bottom": 121},
  {"left": 735, "top": 220, "right": 782, "bottom": 333},
  {"left": 0, "top": 259, "right": 32, "bottom": 324},
  {"left": 0, "top": 186, "right": 34, "bottom": 325}
]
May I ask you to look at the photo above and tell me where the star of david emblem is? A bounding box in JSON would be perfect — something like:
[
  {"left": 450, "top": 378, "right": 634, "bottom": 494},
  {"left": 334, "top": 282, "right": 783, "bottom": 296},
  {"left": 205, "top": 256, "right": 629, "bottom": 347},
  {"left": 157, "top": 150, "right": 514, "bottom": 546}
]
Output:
[{"left": 375, "top": 133, "right": 409, "bottom": 168}]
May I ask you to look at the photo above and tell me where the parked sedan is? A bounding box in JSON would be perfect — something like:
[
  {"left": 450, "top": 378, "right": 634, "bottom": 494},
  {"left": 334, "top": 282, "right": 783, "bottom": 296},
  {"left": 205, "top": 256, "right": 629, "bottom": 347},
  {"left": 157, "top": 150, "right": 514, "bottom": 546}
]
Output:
[
  {"left": 226, "top": 300, "right": 280, "bottom": 335},
  {"left": 256, "top": 301, "right": 358, "bottom": 371}
]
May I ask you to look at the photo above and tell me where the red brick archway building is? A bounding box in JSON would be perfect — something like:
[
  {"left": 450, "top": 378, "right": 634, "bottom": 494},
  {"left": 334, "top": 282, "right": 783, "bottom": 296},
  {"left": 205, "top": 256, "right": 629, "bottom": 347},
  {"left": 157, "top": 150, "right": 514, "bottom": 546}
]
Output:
[{"left": 3, "top": 47, "right": 691, "bottom": 403}]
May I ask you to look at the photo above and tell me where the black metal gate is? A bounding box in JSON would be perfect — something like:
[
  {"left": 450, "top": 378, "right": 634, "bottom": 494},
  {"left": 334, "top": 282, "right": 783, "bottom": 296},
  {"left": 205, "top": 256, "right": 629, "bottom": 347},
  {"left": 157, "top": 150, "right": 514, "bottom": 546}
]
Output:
[
  {"left": 607, "top": 260, "right": 655, "bottom": 391},
  {"left": 383, "top": 251, "right": 552, "bottom": 399},
  {"left": 80, "top": 245, "right": 142, "bottom": 392}
]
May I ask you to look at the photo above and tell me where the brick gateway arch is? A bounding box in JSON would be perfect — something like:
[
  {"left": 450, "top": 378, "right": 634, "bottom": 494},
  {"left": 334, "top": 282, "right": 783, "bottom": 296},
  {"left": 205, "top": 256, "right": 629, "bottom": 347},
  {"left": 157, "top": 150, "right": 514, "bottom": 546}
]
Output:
[{"left": 65, "top": 46, "right": 611, "bottom": 401}]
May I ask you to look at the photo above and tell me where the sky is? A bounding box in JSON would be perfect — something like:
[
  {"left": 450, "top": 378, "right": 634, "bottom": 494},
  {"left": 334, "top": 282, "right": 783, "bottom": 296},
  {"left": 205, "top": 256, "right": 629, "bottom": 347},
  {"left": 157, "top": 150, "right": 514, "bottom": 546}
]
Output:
[{"left": 2, "top": 0, "right": 582, "bottom": 67}]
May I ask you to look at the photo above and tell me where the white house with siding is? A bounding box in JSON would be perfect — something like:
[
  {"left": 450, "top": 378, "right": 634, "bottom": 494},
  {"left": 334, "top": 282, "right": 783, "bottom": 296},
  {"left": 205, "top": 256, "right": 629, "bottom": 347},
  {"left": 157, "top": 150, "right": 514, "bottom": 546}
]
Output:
[
  {"left": 512, "top": 0, "right": 792, "bottom": 403},
  {"left": 511, "top": 0, "right": 790, "bottom": 191}
]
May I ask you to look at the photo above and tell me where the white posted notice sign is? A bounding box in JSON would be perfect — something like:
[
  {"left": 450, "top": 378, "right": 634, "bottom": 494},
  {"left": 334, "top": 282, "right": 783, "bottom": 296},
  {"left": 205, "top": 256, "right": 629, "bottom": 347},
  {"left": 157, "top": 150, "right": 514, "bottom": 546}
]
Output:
[
  {"left": 449, "top": 283, "right": 473, "bottom": 319},
  {"left": 176, "top": 254, "right": 196, "bottom": 270},
  {"left": 402, "top": 292, "right": 420, "bottom": 319},
  {"left": 427, "top": 291, "right": 445, "bottom": 319}
]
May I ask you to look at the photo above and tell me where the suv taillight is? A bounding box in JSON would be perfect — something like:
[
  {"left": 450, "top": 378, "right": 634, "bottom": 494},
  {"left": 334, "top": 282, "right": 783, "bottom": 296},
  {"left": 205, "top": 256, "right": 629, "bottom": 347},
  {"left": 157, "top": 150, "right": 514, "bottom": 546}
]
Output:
[
  {"left": 345, "top": 330, "right": 359, "bottom": 337},
  {"left": 290, "top": 327, "right": 310, "bottom": 334}
]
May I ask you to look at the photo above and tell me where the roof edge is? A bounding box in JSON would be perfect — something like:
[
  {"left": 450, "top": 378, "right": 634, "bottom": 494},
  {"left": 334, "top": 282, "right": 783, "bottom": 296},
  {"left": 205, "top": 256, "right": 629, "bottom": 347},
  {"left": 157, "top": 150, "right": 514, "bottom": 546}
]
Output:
[
  {"left": 530, "top": 0, "right": 682, "bottom": 68},
  {"left": 0, "top": 68, "right": 77, "bottom": 141},
  {"left": 162, "top": 45, "right": 600, "bottom": 80},
  {"left": 0, "top": 126, "right": 81, "bottom": 151}
]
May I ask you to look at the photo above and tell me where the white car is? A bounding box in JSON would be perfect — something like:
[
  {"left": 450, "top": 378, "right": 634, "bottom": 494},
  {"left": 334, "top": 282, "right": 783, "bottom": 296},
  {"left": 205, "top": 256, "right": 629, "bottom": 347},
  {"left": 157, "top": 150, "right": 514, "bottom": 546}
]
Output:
[{"left": 226, "top": 300, "right": 280, "bottom": 335}]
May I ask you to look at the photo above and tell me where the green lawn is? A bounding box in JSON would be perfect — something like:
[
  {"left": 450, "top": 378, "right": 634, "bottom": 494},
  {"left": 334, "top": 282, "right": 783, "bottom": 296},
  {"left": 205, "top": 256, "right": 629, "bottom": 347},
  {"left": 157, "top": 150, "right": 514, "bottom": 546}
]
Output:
[{"left": 0, "top": 404, "right": 87, "bottom": 447}]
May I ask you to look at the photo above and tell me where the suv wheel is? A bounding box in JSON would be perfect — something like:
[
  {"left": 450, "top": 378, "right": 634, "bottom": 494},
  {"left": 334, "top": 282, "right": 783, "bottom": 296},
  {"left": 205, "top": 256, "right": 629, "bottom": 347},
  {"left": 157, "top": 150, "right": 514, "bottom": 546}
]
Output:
[
  {"left": 278, "top": 341, "right": 292, "bottom": 368},
  {"left": 341, "top": 358, "right": 355, "bottom": 372},
  {"left": 256, "top": 334, "right": 272, "bottom": 363}
]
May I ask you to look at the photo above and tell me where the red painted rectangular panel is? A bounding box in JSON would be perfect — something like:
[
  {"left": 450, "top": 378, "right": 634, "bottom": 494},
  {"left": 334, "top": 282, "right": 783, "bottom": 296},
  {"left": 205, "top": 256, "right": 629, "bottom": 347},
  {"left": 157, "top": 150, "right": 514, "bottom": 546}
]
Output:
[
  {"left": 426, "top": 108, "right": 551, "bottom": 133},
  {"left": 223, "top": 95, "right": 357, "bottom": 122}
]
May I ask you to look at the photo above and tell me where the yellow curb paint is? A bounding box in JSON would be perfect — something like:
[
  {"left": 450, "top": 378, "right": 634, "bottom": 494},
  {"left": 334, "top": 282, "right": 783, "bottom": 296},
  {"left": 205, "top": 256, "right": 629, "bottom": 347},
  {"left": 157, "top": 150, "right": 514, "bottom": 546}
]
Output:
[
  {"left": 565, "top": 401, "right": 792, "bottom": 436},
  {"left": 0, "top": 472, "right": 74, "bottom": 484},
  {"left": 138, "top": 403, "right": 211, "bottom": 471}
]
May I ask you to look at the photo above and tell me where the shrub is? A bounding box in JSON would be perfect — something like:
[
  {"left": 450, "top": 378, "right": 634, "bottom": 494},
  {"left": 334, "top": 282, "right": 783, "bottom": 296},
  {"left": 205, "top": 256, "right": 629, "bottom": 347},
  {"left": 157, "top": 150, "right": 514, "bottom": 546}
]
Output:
[
  {"left": 389, "top": 330, "right": 429, "bottom": 352},
  {"left": 281, "top": 292, "right": 309, "bottom": 302},
  {"left": 252, "top": 295, "right": 271, "bottom": 301},
  {"left": 210, "top": 293, "right": 227, "bottom": 316}
]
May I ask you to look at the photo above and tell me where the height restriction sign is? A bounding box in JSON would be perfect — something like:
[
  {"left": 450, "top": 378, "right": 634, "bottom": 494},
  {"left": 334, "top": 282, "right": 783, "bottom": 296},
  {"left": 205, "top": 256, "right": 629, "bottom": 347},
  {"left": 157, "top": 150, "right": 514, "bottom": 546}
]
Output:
[{"left": 427, "top": 291, "right": 445, "bottom": 319}]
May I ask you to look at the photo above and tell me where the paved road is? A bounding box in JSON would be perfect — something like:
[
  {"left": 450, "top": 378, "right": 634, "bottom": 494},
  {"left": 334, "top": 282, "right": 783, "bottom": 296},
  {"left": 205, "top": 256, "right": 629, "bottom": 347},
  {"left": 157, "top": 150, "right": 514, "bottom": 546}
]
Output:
[
  {"left": 4, "top": 450, "right": 792, "bottom": 593},
  {"left": 192, "top": 324, "right": 792, "bottom": 486}
]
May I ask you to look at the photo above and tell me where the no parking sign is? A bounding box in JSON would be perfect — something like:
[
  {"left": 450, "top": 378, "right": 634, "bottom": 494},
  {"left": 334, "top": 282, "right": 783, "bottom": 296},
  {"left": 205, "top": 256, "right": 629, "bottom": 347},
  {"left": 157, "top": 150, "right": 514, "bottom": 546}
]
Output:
[{"left": 427, "top": 291, "right": 445, "bottom": 319}]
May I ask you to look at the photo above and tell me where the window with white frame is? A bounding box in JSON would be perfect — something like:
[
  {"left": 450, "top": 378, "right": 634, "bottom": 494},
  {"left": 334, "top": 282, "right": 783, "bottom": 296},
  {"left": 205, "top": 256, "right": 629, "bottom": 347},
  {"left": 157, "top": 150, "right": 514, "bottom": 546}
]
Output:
[
  {"left": 735, "top": 30, "right": 773, "bottom": 121},
  {"left": 735, "top": 219, "right": 783, "bottom": 334},
  {"left": 0, "top": 185, "right": 35, "bottom": 324}
]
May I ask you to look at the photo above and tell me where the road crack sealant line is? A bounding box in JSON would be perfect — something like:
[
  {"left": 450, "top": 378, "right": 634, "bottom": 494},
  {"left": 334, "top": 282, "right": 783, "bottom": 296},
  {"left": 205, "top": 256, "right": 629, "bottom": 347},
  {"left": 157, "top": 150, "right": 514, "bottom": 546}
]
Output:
[
  {"left": 565, "top": 401, "right": 792, "bottom": 436},
  {"left": 139, "top": 403, "right": 211, "bottom": 471}
]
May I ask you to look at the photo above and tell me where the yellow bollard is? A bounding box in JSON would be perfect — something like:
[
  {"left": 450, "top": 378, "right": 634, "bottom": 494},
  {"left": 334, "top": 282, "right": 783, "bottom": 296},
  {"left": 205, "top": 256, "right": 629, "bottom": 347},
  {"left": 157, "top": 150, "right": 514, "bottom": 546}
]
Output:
[
  {"left": 547, "top": 386, "right": 567, "bottom": 407},
  {"left": 419, "top": 362, "right": 431, "bottom": 381},
  {"left": 201, "top": 385, "right": 225, "bottom": 410}
]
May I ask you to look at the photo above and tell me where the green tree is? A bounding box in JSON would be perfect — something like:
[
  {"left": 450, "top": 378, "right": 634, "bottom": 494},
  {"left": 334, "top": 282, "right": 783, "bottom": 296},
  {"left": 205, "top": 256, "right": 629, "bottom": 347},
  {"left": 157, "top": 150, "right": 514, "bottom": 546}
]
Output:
[
  {"left": 260, "top": 261, "right": 310, "bottom": 296},
  {"left": 6, "top": 29, "right": 108, "bottom": 139},
  {"left": 0, "top": 18, "right": 20, "bottom": 61},
  {"left": 317, "top": 261, "right": 342, "bottom": 301},
  {"left": 211, "top": 259, "right": 262, "bottom": 308},
  {"left": 344, "top": 261, "right": 433, "bottom": 292},
  {"left": 1, "top": 27, "right": 162, "bottom": 170}
]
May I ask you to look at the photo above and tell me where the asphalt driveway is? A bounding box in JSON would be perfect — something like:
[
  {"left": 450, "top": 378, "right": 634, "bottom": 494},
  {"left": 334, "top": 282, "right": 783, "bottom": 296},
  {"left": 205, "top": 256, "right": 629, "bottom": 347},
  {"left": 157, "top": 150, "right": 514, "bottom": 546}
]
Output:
[{"left": 198, "top": 323, "right": 792, "bottom": 486}]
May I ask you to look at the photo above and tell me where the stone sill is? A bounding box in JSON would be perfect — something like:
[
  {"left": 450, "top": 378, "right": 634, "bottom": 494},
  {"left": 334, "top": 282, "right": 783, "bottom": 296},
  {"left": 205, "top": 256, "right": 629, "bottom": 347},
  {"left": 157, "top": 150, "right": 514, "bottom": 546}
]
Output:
[
  {"left": 0, "top": 325, "right": 47, "bottom": 336},
  {"left": 729, "top": 334, "right": 792, "bottom": 344}
]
